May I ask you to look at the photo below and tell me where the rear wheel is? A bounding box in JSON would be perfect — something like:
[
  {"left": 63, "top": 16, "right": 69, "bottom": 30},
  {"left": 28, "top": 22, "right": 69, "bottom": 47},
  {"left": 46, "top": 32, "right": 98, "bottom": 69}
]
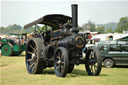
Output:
[
  {"left": 25, "top": 38, "right": 46, "bottom": 74},
  {"left": 54, "top": 47, "right": 69, "bottom": 77},
  {"left": 1, "top": 43, "right": 13, "bottom": 56},
  {"left": 85, "top": 46, "right": 102, "bottom": 76},
  {"left": 104, "top": 58, "right": 114, "bottom": 68}
]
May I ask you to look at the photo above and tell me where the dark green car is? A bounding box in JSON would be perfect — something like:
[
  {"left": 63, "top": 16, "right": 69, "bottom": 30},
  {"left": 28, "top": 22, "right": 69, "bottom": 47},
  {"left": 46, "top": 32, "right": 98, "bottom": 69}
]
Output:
[{"left": 97, "top": 40, "right": 128, "bottom": 68}]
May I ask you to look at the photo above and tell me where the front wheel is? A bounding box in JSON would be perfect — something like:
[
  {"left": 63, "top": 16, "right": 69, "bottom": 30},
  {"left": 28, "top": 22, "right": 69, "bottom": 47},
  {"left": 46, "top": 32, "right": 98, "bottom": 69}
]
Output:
[
  {"left": 54, "top": 47, "right": 69, "bottom": 77},
  {"left": 85, "top": 46, "right": 102, "bottom": 76}
]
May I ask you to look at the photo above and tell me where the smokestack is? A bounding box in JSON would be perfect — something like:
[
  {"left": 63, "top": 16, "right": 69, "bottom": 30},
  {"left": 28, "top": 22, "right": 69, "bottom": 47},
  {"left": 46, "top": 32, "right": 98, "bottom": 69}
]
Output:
[{"left": 72, "top": 4, "right": 78, "bottom": 33}]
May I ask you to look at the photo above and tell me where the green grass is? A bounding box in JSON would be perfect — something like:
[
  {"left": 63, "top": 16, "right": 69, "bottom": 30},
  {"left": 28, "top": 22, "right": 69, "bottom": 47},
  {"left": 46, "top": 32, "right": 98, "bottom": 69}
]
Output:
[{"left": 0, "top": 54, "right": 128, "bottom": 85}]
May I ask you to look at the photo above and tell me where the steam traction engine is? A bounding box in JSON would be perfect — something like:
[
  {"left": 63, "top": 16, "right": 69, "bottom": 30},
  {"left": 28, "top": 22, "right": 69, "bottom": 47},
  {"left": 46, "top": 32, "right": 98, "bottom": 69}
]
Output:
[
  {"left": 0, "top": 33, "right": 26, "bottom": 56},
  {"left": 24, "top": 4, "right": 102, "bottom": 77}
]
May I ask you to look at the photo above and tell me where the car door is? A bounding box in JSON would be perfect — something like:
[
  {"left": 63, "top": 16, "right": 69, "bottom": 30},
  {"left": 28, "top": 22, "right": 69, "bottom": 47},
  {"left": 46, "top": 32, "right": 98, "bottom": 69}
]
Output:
[
  {"left": 121, "top": 44, "right": 128, "bottom": 65},
  {"left": 108, "top": 44, "right": 122, "bottom": 65}
]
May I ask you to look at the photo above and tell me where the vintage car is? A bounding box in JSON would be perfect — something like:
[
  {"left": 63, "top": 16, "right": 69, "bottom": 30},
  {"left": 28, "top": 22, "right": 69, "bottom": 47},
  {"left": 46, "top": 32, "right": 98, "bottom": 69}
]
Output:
[
  {"left": 97, "top": 40, "right": 128, "bottom": 68},
  {"left": 24, "top": 4, "right": 102, "bottom": 77}
]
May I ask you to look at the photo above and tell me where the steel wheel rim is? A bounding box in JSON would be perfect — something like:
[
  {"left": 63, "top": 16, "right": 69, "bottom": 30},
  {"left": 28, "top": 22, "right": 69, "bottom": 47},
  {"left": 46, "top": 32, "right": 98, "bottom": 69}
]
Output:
[
  {"left": 55, "top": 50, "right": 65, "bottom": 75},
  {"left": 26, "top": 40, "right": 37, "bottom": 73}
]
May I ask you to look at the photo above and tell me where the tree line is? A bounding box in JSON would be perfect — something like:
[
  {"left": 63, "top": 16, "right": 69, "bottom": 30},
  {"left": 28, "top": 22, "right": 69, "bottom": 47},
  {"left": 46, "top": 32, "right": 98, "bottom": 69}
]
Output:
[
  {"left": 81, "top": 16, "right": 128, "bottom": 33},
  {"left": 0, "top": 16, "right": 128, "bottom": 35},
  {"left": 0, "top": 24, "right": 35, "bottom": 35}
]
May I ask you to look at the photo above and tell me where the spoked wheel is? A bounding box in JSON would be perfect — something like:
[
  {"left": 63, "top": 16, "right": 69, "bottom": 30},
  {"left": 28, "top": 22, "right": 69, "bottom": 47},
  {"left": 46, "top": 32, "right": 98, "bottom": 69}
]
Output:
[
  {"left": 25, "top": 38, "right": 46, "bottom": 74},
  {"left": 85, "top": 46, "right": 102, "bottom": 76},
  {"left": 54, "top": 47, "right": 69, "bottom": 77}
]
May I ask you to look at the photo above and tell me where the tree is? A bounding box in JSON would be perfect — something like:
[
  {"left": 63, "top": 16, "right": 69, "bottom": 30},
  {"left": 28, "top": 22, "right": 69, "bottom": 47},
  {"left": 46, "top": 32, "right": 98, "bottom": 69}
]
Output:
[
  {"left": 0, "top": 24, "right": 23, "bottom": 34},
  {"left": 96, "top": 26, "right": 105, "bottom": 33},
  {"left": 106, "top": 27, "right": 113, "bottom": 33},
  {"left": 88, "top": 21, "right": 96, "bottom": 31},
  {"left": 23, "top": 27, "right": 34, "bottom": 33},
  {"left": 81, "top": 21, "right": 96, "bottom": 32},
  {"left": 0, "top": 27, "right": 5, "bottom": 33},
  {"left": 115, "top": 16, "right": 128, "bottom": 33}
]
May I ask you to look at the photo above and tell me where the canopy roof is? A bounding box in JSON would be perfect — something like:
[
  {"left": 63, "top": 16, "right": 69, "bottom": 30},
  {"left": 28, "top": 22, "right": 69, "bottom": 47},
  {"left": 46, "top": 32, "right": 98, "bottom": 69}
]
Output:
[{"left": 24, "top": 14, "right": 72, "bottom": 30}]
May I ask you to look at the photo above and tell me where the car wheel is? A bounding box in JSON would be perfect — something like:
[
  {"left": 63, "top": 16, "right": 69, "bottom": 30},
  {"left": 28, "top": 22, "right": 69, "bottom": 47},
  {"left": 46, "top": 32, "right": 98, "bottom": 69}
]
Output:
[{"left": 104, "top": 58, "right": 114, "bottom": 68}]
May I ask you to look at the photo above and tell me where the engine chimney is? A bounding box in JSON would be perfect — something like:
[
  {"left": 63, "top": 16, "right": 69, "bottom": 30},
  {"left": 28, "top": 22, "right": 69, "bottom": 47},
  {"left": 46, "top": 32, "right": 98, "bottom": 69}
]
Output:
[{"left": 72, "top": 4, "right": 78, "bottom": 34}]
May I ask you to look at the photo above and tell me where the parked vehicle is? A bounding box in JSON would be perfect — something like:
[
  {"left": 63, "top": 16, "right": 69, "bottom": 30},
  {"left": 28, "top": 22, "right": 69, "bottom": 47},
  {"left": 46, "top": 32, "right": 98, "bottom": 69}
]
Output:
[
  {"left": 24, "top": 4, "right": 102, "bottom": 77},
  {"left": 97, "top": 40, "right": 128, "bottom": 68},
  {"left": 0, "top": 33, "right": 27, "bottom": 56},
  {"left": 0, "top": 37, "right": 1, "bottom": 49}
]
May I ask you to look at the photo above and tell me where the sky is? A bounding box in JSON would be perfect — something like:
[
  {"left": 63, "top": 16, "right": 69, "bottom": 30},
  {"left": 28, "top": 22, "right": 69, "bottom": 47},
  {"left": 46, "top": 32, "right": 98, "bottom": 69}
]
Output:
[{"left": 1, "top": 0, "right": 128, "bottom": 27}]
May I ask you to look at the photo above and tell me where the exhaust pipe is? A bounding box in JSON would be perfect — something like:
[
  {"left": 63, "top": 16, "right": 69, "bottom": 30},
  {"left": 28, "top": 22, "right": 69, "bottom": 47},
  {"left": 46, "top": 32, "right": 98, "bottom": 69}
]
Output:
[{"left": 72, "top": 4, "right": 78, "bottom": 34}]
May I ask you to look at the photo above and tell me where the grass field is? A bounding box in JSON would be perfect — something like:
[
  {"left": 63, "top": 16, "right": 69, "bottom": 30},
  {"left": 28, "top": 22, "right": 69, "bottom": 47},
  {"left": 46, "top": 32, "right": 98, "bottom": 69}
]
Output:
[{"left": 0, "top": 53, "right": 128, "bottom": 85}]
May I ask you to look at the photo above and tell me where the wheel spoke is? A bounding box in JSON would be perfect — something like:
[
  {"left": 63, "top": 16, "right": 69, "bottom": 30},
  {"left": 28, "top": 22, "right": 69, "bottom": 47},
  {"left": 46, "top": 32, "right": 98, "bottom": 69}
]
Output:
[
  {"left": 61, "top": 65, "right": 64, "bottom": 73},
  {"left": 57, "top": 65, "right": 61, "bottom": 72},
  {"left": 89, "top": 65, "right": 91, "bottom": 69},
  {"left": 91, "top": 65, "right": 93, "bottom": 73},
  {"left": 27, "top": 59, "right": 33, "bottom": 62},
  {"left": 59, "top": 52, "right": 61, "bottom": 58},
  {"left": 92, "top": 51, "right": 95, "bottom": 58},
  {"left": 61, "top": 62, "right": 64, "bottom": 65},
  {"left": 29, "top": 44, "right": 36, "bottom": 51},
  {"left": 94, "top": 64, "right": 98, "bottom": 68},
  {"left": 57, "top": 55, "right": 61, "bottom": 59},
  {"left": 61, "top": 54, "right": 64, "bottom": 61},
  {"left": 27, "top": 51, "right": 33, "bottom": 55},
  {"left": 31, "top": 64, "right": 36, "bottom": 72},
  {"left": 29, "top": 62, "right": 34, "bottom": 69},
  {"left": 90, "top": 52, "right": 93, "bottom": 59},
  {"left": 31, "top": 41, "right": 36, "bottom": 48},
  {"left": 93, "top": 66, "right": 96, "bottom": 73},
  {"left": 94, "top": 64, "right": 97, "bottom": 72}
]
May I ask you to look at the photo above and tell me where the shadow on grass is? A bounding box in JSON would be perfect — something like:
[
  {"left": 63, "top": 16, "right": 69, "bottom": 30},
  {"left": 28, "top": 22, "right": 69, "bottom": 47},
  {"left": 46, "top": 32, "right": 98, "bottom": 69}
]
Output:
[
  {"left": 17, "top": 54, "right": 25, "bottom": 57},
  {"left": 71, "top": 69, "right": 107, "bottom": 77},
  {"left": 114, "top": 65, "right": 128, "bottom": 68},
  {"left": 41, "top": 68, "right": 107, "bottom": 77},
  {"left": 103, "top": 65, "right": 128, "bottom": 68},
  {"left": 43, "top": 68, "right": 55, "bottom": 75},
  {"left": 0, "top": 64, "right": 8, "bottom": 67},
  {"left": 8, "top": 54, "right": 25, "bottom": 57}
]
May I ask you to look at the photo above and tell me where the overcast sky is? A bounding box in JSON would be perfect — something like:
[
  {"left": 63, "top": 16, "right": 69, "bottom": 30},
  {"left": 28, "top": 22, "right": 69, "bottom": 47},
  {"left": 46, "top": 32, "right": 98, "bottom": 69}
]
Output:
[{"left": 1, "top": 0, "right": 128, "bottom": 27}]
